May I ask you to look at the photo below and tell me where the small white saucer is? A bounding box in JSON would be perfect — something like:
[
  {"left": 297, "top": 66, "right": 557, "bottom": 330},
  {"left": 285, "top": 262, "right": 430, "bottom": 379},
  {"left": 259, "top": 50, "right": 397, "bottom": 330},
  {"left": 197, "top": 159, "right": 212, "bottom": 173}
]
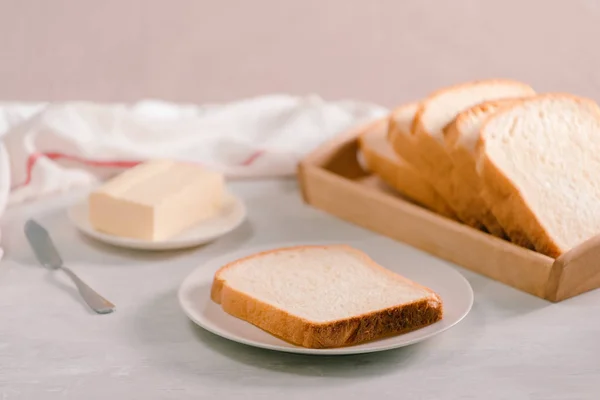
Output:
[
  {"left": 67, "top": 193, "right": 246, "bottom": 251},
  {"left": 178, "top": 242, "right": 474, "bottom": 355}
]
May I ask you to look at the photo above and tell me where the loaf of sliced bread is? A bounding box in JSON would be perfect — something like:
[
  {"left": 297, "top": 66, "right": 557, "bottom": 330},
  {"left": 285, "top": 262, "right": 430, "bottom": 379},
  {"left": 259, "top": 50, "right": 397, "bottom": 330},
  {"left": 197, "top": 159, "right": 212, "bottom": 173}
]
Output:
[
  {"left": 359, "top": 122, "right": 455, "bottom": 217},
  {"left": 390, "top": 79, "right": 536, "bottom": 230},
  {"left": 210, "top": 245, "right": 443, "bottom": 349},
  {"left": 444, "top": 99, "right": 525, "bottom": 240},
  {"left": 477, "top": 94, "right": 600, "bottom": 257}
]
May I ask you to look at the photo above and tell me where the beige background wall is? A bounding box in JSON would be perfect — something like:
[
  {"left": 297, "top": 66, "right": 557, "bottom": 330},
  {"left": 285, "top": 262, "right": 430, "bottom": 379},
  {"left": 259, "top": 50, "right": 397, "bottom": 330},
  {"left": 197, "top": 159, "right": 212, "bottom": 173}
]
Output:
[{"left": 1, "top": 0, "right": 599, "bottom": 107}]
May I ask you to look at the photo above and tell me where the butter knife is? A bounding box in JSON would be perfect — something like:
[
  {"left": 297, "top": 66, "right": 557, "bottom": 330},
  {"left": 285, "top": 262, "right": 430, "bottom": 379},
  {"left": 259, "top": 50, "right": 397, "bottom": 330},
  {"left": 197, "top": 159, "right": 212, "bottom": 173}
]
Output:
[{"left": 24, "top": 219, "right": 116, "bottom": 314}]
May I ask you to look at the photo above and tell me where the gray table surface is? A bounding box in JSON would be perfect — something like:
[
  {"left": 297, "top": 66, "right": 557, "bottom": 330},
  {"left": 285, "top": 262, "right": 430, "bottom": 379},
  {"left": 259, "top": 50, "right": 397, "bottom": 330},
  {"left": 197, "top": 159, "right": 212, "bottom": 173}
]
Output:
[{"left": 1, "top": 179, "right": 599, "bottom": 399}]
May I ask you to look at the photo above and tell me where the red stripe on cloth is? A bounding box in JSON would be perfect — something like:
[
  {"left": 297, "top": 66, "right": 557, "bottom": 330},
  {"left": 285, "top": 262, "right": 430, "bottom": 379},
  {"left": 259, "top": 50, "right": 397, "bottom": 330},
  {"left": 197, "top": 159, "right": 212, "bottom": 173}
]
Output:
[
  {"left": 12, "top": 149, "right": 266, "bottom": 191},
  {"left": 43, "top": 152, "right": 141, "bottom": 168},
  {"left": 240, "top": 150, "right": 264, "bottom": 166},
  {"left": 11, "top": 152, "right": 141, "bottom": 190}
]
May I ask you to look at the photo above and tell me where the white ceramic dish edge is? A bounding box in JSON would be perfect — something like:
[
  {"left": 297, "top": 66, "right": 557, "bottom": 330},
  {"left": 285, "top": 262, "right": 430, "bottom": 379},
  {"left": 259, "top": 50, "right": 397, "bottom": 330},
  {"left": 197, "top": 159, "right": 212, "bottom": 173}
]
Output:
[
  {"left": 67, "top": 192, "right": 247, "bottom": 251},
  {"left": 178, "top": 241, "right": 474, "bottom": 355}
]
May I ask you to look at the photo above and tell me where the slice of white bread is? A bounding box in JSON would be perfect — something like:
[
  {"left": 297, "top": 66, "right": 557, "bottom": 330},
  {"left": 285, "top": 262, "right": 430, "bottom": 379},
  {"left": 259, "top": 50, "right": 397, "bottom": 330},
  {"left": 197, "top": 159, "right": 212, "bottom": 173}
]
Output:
[
  {"left": 390, "top": 79, "right": 536, "bottom": 230},
  {"left": 359, "top": 122, "right": 455, "bottom": 217},
  {"left": 477, "top": 94, "right": 600, "bottom": 257},
  {"left": 387, "top": 102, "right": 424, "bottom": 169},
  {"left": 387, "top": 102, "right": 458, "bottom": 220},
  {"left": 444, "top": 99, "right": 525, "bottom": 240},
  {"left": 210, "top": 245, "right": 443, "bottom": 349}
]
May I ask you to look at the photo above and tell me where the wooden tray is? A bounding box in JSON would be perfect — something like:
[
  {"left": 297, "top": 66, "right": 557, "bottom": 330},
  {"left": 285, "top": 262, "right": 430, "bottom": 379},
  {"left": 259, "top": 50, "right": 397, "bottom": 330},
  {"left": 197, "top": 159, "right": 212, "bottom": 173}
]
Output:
[{"left": 298, "top": 118, "right": 600, "bottom": 302}]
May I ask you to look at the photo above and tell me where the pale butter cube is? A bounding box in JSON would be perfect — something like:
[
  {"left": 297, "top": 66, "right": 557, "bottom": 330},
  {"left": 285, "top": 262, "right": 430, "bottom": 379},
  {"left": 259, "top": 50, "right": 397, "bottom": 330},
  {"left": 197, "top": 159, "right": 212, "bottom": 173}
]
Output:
[{"left": 89, "top": 160, "right": 224, "bottom": 241}]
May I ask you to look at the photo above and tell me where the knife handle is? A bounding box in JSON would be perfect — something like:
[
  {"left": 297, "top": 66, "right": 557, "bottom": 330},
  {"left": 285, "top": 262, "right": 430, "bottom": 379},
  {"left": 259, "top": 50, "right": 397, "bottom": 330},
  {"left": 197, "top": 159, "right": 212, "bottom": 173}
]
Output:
[{"left": 61, "top": 267, "right": 116, "bottom": 314}]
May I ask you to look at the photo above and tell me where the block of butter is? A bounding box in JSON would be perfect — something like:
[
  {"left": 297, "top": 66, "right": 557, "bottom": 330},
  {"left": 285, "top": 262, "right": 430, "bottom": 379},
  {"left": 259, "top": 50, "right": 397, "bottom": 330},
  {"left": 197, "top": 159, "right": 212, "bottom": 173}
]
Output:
[{"left": 89, "top": 159, "right": 225, "bottom": 241}]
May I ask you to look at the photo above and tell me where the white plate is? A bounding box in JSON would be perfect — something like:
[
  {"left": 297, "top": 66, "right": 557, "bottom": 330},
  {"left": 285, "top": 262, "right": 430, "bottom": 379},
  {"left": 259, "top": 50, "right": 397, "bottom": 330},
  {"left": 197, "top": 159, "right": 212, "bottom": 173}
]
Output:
[
  {"left": 67, "top": 193, "right": 246, "bottom": 250},
  {"left": 178, "top": 242, "right": 474, "bottom": 355}
]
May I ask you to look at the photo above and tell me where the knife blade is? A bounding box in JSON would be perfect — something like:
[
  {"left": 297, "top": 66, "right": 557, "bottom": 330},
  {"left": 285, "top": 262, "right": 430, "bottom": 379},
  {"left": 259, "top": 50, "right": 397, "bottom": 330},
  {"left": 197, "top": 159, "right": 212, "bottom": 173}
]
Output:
[{"left": 24, "top": 219, "right": 116, "bottom": 314}]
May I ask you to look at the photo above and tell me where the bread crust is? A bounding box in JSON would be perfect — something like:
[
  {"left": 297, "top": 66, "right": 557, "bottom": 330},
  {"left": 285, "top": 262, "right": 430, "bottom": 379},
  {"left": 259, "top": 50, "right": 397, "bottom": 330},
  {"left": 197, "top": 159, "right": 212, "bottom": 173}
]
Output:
[
  {"left": 359, "top": 125, "right": 455, "bottom": 218},
  {"left": 444, "top": 100, "right": 521, "bottom": 239},
  {"left": 390, "top": 104, "right": 480, "bottom": 227},
  {"left": 397, "top": 79, "right": 536, "bottom": 230},
  {"left": 477, "top": 156, "right": 536, "bottom": 250},
  {"left": 477, "top": 93, "right": 600, "bottom": 256},
  {"left": 211, "top": 244, "right": 443, "bottom": 349},
  {"left": 387, "top": 106, "right": 459, "bottom": 221},
  {"left": 412, "top": 78, "right": 535, "bottom": 139},
  {"left": 445, "top": 143, "right": 507, "bottom": 238}
]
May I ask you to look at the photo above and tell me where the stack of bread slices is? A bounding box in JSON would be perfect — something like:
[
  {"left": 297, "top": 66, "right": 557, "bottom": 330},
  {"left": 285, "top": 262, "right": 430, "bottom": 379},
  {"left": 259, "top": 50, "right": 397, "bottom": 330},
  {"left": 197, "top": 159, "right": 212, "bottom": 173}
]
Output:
[{"left": 359, "top": 79, "right": 600, "bottom": 258}]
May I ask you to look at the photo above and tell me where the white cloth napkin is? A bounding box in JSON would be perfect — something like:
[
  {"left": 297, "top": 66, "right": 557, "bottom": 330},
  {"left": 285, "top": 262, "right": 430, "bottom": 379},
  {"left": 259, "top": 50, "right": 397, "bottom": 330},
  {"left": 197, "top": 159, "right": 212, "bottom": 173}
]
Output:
[{"left": 0, "top": 94, "right": 387, "bottom": 258}]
